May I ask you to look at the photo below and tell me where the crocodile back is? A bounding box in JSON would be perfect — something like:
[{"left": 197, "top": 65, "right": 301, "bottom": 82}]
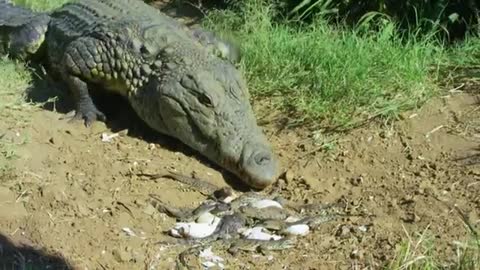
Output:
[
  {"left": 48, "top": 0, "right": 188, "bottom": 40},
  {"left": 45, "top": 0, "right": 201, "bottom": 74}
]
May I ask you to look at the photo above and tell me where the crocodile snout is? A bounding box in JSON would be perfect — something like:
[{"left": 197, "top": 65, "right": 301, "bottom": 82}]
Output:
[{"left": 240, "top": 142, "right": 280, "bottom": 189}]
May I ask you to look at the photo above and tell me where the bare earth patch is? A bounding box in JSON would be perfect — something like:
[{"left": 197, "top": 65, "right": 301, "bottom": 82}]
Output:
[{"left": 0, "top": 83, "right": 479, "bottom": 269}]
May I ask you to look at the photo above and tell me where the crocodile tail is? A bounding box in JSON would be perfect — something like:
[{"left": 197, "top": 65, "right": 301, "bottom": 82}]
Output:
[{"left": 0, "top": 1, "right": 50, "bottom": 60}]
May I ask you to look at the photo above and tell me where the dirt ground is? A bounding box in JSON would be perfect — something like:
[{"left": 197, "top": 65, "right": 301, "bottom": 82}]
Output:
[
  {"left": 1, "top": 77, "right": 479, "bottom": 269},
  {"left": 1, "top": 2, "right": 480, "bottom": 270}
]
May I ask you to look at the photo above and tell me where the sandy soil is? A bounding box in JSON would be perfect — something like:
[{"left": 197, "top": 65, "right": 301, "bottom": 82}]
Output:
[
  {"left": 1, "top": 78, "right": 479, "bottom": 269},
  {"left": 0, "top": 2, "right": 479, "bottom": 270}
]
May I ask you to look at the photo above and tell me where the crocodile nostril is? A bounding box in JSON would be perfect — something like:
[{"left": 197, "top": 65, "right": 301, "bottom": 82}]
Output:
[
  {"left": 240, "top": 143, "right": 279, "bottom": 189},
  {"left": 254, "top": 152, "right": 272, "bottom": 166}
]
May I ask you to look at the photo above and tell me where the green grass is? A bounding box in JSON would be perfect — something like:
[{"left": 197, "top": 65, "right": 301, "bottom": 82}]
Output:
[
  {"left": 202, "top": 0, "right": 478, "bottom": 128},
  {"left": 444, "top": 37, "right": 480, "bottom": 68},
  {"left": 0, "top": 57, "right": 33, "bottom": 116},
  {"left": 0, "top": 0, "right": 67, "bottom": 176},
  {"left": 12, "top": 0, "right": 69, "bottom": 11},
  {"left": 386, "top": 224, "right": 479, "bottom": 270},
  {"left": 0, "top": 57, "right": 31, "bottom": 178}
]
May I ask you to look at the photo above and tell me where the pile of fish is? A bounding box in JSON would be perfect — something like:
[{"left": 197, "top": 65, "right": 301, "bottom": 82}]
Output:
[
  {"left": 140, "top": 171, "right": 355, "bottom": 269},
  {"left": 149, "top": 186, "right": 342, "bottom": 247}
]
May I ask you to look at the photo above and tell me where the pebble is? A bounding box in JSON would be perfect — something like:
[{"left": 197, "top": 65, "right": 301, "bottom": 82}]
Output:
[
  {"left": 285, "top": 170, "right": 295, "bottom": 183},
  {"left": 336, "top": 224, "right": 352, "bottom": 238}
]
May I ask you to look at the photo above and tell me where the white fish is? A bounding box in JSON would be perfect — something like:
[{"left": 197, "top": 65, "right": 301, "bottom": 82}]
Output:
[
  {"left": 170, "top": 218, "right": 221, "bottom": 239},
  {"left": 196, "top": 212, "right": 220, "bottom": 224},
  {"left": 250, "top": 199, "right": 283, "bottom": 209},
  {"left": 285, "top": 216, "right": 301, "bottom": 223},
  {"left": 221, "top": 195, "right": 235, "bottom": 203},
  {"left": 283, "top": 224, "right": 310, "bottom": 236},
  {"left": 241, "top": 227, "right": 282, "bottom": 241}
]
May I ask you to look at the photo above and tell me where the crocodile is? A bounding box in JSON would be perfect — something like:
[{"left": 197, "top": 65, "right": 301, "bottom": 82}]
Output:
[{"left": 0, "top": 0, "right": 280, "bottom": 189}]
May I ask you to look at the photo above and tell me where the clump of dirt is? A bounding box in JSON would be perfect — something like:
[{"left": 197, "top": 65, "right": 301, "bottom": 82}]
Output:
[{"left": 0, "top": 81, "right": 479, "bottom": 269}]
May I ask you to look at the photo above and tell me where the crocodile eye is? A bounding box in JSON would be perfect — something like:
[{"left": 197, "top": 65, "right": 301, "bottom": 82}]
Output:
[
  {"left": 140, "top": 46, "right": 149, "bottom": 55},
  {"left": 197, "top": 93, "right": 213, "bottom": 107}
]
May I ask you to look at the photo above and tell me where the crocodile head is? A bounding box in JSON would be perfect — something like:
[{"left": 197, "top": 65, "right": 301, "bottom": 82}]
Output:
[
  {"left": 4, "top": 14, "right": 51, "bottom": 60},
  {"left": 133, "top": 42, "right": 280, "bottom": 189}
]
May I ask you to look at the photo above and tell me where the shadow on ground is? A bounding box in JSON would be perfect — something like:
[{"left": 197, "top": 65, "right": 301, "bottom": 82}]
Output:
[{"left": 0, "top": 234, "right": 73, "bottom": 270}]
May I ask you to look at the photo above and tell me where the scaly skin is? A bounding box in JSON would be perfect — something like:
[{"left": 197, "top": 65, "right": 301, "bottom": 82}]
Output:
[
  {"left": 0, "top": 0, "right": 280, "bottom": 189},
  {"left": 238, "top": 205, "right": 290, "bottom": 221},
  {"left": 0, "top": 0, "right": 50, "bottom": 60},
  {"left": 148, "top": 194, "right": 230, "bottom": 222}
]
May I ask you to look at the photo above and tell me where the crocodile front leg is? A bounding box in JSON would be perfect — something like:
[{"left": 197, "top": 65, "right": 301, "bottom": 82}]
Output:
[
  {"left": 65, "top": 75, "right": 106, "bottom": 126},
  {"left": 60, "top": 38, "right": 108, "bottom": 126}
]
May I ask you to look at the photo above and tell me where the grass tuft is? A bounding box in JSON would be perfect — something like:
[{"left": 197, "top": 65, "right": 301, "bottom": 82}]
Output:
[
  {"left": 0, "top": 56, "right": 33, "bottom": 116},
  {"left": 387, "top": 218, "right": 479, "bottom": 270},
  {"left": 12, "top": 0, "right": 69, "bottom": 11},
  {"left": 0, "top": 56, "right": 33, "bottom": 176},
  {"left": 202, "top": 0, "right": 470, "bottom": 128}
]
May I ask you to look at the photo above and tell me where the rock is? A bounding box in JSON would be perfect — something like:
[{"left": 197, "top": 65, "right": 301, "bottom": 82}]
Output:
[
  {"left": 350, "top": 249, "right": 364, "bottom": 260},
  {"left": 335, "top": 224, "right": 352, "bottom": 239},
  {"left": 285, "top": 170, "right": 295, "bottom": 183},
  {"left": 401, "top": 212, "right": 418, "bottom": 223},
  {"left": 301, "top": 175, "right": 317, "bottom": 189}
]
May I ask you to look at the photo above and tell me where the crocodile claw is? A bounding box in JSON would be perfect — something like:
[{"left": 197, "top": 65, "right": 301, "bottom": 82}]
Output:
[{"left": 64, "top": 105, "right": 106, "bottom": 127}]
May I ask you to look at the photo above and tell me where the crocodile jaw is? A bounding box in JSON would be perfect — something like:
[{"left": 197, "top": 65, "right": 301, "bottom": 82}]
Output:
[{"left": 156, "top": 89, "right": 281, "bottom": 189}]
